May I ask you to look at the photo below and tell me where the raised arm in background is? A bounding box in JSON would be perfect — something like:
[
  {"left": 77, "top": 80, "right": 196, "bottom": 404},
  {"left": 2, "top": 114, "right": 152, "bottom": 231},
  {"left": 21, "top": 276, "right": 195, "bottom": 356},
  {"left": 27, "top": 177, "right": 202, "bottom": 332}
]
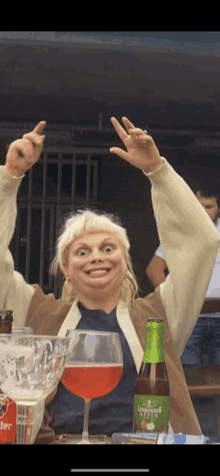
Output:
[{"left": 146, "top": 255, "right": 167, "bottom": 289}]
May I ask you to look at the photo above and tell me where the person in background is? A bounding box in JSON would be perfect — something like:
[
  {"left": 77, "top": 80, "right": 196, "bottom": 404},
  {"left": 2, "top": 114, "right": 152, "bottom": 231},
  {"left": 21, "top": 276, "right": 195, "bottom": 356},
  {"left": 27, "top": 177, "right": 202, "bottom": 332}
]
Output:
[
  {"left": 146, "top": 185, "right": 220, "bottom": 442},
  {"left": 0, "top": 118, "right": 219, "bottom": 443}
]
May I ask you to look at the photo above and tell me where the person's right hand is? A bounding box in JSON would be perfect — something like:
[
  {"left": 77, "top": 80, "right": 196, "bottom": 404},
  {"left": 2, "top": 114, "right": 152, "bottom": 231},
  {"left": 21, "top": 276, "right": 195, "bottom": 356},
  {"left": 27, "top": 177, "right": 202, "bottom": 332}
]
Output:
[{"left": 3, "top": 121, "right": 46, "bottom": 177}]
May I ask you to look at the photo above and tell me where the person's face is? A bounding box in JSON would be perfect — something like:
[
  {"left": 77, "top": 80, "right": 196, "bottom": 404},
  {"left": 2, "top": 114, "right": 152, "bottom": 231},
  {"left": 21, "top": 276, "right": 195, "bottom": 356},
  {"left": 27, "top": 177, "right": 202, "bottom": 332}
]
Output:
[
  {"left": 62, "top": 231, "right": 128, "bottom": 298},
  {"left": 195, "top": 191, "right": 220, "bottom": 225}
]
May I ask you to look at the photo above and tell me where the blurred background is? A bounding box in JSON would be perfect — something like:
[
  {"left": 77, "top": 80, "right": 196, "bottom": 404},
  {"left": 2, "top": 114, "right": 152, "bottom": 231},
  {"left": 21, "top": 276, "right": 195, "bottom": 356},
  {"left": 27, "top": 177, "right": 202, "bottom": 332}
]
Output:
[{"left": 1, "top": 31, "right": 220, "bottom": 297}]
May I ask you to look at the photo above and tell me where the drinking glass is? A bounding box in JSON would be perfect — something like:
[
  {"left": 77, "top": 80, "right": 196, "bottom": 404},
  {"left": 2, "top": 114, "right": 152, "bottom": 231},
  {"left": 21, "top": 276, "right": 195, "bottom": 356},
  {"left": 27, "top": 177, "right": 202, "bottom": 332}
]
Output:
[
  {"left": 61, "top": 329, "right": 123, "bottom": 444},
  {"left": 0, "top": 334, "right": 71, "bottom": 444}
]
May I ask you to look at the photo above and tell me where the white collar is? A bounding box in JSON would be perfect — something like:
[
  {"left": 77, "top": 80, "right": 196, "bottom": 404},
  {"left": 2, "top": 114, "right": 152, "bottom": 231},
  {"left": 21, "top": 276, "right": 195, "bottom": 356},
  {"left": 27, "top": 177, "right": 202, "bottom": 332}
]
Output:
[{"left": 58, "top": 299, "right": 143, "bottom": 372}]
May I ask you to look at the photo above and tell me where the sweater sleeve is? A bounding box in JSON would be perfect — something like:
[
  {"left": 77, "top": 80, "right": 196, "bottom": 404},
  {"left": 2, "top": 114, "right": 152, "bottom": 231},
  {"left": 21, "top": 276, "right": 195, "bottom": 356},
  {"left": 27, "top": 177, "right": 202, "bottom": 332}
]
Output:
[
  {"left": 0, "top": 166, "right": 35, "bottom": 325},
  {"left": 143, "top": 159, "right": 220, "bottom": 356}
]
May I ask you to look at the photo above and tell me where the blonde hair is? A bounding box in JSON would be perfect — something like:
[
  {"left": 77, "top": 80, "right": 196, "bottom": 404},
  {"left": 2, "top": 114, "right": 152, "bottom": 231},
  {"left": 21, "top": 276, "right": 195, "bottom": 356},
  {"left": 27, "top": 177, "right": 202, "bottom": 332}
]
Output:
[{"left": 50, "top": 209, "right": 140, "bottom": 305}]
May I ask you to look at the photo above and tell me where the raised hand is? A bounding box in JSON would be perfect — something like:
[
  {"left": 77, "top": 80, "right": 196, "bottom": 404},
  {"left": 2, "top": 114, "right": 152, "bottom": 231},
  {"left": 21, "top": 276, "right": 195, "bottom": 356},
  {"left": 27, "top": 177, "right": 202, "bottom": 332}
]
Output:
[
  {"left": 3, "top": 121, "right": 46, "bottom": 177},
  {"left": 110, "top": 117, "right": 163, "bottom": 173}
]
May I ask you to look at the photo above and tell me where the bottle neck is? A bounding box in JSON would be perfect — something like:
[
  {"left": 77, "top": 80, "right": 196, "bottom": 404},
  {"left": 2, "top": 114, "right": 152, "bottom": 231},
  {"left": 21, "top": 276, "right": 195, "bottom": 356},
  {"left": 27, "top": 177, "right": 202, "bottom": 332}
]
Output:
[
  {"left": 0, "top": 310, "right": 13, "bottom": 333},
  {"left": 143, "top": 321, "right": 165, "bottom": 363}
]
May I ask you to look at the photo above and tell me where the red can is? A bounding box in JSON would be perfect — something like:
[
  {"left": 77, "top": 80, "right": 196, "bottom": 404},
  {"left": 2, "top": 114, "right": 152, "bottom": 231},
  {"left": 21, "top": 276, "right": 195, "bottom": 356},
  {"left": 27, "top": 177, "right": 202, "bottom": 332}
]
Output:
[
  {"left": 0, "top": 394, "right": 16, "bottom": 443},
  {"left": 0, "top": 324, "right": 33, "bottom": 444}
]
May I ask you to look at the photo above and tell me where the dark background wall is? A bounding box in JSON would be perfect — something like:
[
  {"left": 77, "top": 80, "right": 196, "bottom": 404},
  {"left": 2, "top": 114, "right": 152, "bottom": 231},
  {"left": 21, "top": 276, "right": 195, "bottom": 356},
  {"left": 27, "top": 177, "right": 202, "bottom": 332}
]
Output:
[{"left": 1, "top": 31, "right": 220, "bottom": 297}]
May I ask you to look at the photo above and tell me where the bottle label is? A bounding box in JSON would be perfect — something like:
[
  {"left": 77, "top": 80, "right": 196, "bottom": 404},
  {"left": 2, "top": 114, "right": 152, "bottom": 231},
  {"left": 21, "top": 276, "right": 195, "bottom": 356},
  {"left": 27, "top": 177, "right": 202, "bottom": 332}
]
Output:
[
  {"left": 0, "top": 394, "right": 16, "bottom": 443},
  {"left": 133, "top": 395, "right": 170, "bottom": 432}
]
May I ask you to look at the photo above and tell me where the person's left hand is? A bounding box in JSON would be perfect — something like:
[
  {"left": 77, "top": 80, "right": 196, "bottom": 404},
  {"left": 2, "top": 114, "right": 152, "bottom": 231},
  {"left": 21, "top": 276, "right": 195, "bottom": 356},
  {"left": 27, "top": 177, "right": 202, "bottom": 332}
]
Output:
[{"left": 110, "top": 116, "right": 163, "bottom": 173}]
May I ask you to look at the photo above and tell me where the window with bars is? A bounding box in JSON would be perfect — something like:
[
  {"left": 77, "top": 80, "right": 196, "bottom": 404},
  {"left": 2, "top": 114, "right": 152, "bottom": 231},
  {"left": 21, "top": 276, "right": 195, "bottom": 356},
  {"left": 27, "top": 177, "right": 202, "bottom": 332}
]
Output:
[{"left": 11, "top": 149, "right": 103, "bottom": 297}]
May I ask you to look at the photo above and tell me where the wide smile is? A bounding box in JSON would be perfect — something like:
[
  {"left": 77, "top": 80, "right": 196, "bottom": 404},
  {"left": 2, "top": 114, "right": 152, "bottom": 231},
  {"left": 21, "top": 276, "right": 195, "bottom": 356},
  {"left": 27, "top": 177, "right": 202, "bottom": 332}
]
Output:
[{"left": 85, "top": 268, "right": 112, "bottom": 277}]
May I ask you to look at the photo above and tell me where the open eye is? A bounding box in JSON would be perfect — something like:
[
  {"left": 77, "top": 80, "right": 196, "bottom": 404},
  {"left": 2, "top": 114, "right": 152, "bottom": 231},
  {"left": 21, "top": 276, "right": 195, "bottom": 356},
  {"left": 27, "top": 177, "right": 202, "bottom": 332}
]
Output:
[
  {"left": 78, "top": 249, "right": 88, "bottom": 256},
  {"left": 104, "top": 245, "right": 114, "bottom": 253}
]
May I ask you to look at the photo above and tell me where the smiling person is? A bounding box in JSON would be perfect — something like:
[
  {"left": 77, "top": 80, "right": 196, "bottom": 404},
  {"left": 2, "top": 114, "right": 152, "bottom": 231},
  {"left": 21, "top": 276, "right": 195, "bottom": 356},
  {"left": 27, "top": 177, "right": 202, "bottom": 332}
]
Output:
[
  {"left": 0, "top": 117, "right": 219, "bottom": 444},
  {"left": 59, "top": 225, "right": 130, "bottom": 314}
]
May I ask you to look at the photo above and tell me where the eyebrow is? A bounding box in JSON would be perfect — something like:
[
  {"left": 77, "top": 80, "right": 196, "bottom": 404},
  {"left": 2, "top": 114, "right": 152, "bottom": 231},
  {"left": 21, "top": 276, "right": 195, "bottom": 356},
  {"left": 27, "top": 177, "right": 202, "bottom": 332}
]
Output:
[{"left": 73, "top": 238, "right": 116, "bottom": 251}]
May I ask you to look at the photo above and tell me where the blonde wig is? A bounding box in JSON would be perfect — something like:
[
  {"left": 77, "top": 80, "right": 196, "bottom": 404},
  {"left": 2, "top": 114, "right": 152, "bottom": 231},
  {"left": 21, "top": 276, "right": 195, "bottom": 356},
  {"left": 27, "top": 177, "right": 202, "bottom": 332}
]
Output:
[{"left": 50, "top": 209, "right": 140, "bottom": 305}]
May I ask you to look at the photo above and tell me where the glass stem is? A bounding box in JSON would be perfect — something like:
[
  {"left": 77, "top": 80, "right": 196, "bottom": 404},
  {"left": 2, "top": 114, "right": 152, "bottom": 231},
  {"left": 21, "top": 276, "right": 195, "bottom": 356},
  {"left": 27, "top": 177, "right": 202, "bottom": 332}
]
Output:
[
  {"left": 82, "top": 399, "right": 90, "bottom": 442},
  {"left": 16, "top": 403, "right": 37, "bottom": 444}
]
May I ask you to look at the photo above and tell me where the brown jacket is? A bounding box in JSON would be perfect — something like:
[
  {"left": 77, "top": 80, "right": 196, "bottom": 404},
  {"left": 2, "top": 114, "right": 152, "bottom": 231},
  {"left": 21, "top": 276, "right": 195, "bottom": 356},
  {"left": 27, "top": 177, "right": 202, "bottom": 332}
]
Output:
[{"left": 25, "top": 284, "right": 202, "bottom": 443}]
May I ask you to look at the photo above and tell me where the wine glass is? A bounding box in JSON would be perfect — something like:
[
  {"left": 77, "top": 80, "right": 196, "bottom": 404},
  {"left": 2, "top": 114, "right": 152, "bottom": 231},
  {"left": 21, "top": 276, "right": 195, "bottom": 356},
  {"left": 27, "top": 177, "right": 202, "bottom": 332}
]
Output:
[
  {"left": 0, "top": 333, "right": 71, "bottom": 444},
  {"left": 61, "top": 329, "right": 123, "bottom": 444}
]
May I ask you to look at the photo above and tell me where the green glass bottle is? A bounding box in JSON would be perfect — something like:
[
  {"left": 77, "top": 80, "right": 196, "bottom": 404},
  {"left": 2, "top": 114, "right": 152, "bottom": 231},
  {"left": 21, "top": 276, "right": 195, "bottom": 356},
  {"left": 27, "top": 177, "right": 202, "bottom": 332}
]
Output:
[{"left": 133, "top": 318, "right": 170, "bottom": 433}]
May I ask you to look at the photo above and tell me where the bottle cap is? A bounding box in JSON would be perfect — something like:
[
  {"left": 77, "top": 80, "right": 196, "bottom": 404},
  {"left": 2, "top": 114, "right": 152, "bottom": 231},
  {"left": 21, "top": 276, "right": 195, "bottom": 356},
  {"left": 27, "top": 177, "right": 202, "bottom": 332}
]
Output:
[
  {"left": 0, "top": 310, "right": 13, "bottom": 333},
  {"left": 0, "top": 310, "right": 13, "bottom": 321}
]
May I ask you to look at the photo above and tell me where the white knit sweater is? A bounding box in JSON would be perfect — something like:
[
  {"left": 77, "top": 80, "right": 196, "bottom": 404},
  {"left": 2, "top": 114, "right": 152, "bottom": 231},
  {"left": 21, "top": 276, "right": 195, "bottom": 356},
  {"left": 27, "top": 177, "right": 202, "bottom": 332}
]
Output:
[{"left": 0, "top": 159, "right": 219, "bottom": 357}]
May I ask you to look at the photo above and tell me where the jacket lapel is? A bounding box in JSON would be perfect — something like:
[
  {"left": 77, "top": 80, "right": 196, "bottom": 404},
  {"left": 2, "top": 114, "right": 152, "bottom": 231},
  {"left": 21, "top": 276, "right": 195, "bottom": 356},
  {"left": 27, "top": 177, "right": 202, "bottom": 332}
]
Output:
[
  {"left": 57, "top": 298, "right": 144, "bottom": 373},
  {"left": 57, "top": 299, "right": 81, "bottom": 337},
  {"left": 116, "top": 300, "right": 144, "bottom": 373}
]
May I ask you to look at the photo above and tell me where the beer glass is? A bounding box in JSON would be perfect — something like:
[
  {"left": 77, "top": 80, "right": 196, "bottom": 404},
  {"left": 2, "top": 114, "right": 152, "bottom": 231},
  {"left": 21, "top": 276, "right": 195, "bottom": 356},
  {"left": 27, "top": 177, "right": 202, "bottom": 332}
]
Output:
[
  {"left": 0, "top": 334, "right": 71, "bottom": 444},
  {"left": 62, "top": 330, "right": 123, "bottom": 444}
]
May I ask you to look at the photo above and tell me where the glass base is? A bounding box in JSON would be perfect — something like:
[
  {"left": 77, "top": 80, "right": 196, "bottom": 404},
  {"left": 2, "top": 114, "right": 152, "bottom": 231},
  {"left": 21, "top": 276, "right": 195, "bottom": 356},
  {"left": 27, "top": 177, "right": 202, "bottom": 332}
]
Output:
[
  {"left": 77, "top": 439, "right": 92, "bottom": 445},
  {"left": 54, "top": 434, "right": 112, "bottom": 445}
]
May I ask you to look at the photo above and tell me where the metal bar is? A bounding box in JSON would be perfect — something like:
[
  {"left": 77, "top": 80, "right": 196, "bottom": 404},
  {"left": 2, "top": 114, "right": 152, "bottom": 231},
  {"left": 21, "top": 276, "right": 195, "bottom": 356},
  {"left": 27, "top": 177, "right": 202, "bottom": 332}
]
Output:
[
  {"left": 71, "top": 154, "right": 76, "bottom": 209},
  {"left": 54, "top": 154, "right": 62, "bottom": 297},
  {"left": 5, "top": 120, "right": 220, "bottom": 138},
  {"left": 98, "top": 113, "right": 103, "bottom": 131},
  {"left": 93, "top": 161, "right": 98, "bottom": 198},
  {"left": 38, "top": 158, "right": 97, "bottom": 166},
  {"left": 48, "top": 204, "right": 55, "bottom": 290},
  {"left": 25, "top": 168, "right": 33, "bottom": 282},
  {"left": 86, "top": 154, "right": 91, "bottom": 208},
  {"left": 39, "top": 153, "right": 47, "bottom": 287},
  {"left": 43, "top": 147, "right": 110, "bottom": 155},
  {"left": 56, "top": 153, "right": 62, "bottom": 222}
]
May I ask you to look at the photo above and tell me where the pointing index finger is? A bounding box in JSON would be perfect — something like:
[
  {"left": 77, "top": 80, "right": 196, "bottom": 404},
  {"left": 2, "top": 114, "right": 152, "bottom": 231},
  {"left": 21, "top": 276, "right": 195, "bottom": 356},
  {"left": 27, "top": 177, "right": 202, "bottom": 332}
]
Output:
[{"left": 33, "top": 121, "right": 47, "bottom": 135}]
